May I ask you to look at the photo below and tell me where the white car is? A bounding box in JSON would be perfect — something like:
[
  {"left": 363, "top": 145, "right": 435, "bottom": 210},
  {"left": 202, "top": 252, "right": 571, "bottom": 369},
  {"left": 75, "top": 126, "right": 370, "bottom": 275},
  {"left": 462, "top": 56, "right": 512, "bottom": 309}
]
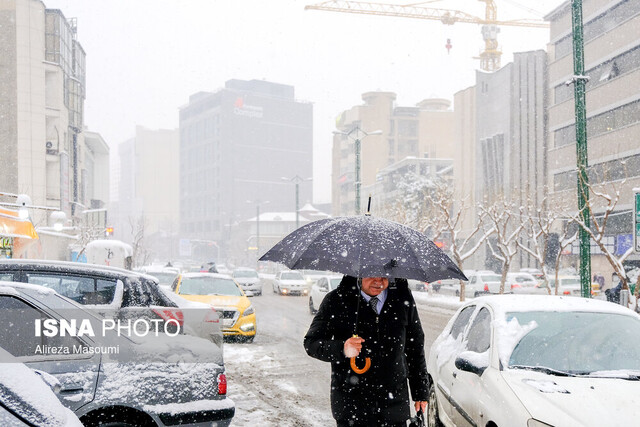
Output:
[
  {"left": 464, "top": 271, "right": 503, "bottom": 297},
  {"left": 232, "top": 268, "right": 263, "bottom": 296},
  {"left": 427, "top": 295, "right": 640, "bottom": 427},
  {"left": 549, "top": 275, "right": 582, "bottom": 296},
  {"left": 137, "top": 265, "right": 180, "bottom": 290},
  {"left": 308, "top": 275, "right": 342, "bottom": 313},
  {"left": 507, "top": 271, "right": 540, "bottom": 294},
  {"left": 273, "top": 270, "right": 308, "bottom": 295}
]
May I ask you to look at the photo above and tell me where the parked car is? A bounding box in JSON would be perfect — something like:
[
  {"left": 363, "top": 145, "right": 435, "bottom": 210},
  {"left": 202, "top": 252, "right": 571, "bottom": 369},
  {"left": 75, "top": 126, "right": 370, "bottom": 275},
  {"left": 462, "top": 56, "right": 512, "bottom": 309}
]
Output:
[
  {"left": 463, "top": 271, "right": 503, "bottom": 297},
  {"left": 308, "top": 274, "right": 342, "bottom": 313},
  {"left": 0, "top": 280, "right": 234, "bottom": 426},
  {"left": 549, "top": 275, "right": 582, "bottom": 296},
  {"left": 427, "top": 295, "right": 640, "bottom": 427},
  {"left": 137, "top": 265, "right": 180, "bottom": 290},
  {"left": 173, "top": 273, "right": 256, "bottom": 342},
  {"left": 273, "top": 270, "right": 308, "bottom": 296},
  {"left": 0, "top": 259, "right": 220, "bottom": 346},
  {"left": 507, "top": 272, "right": 539, "bottom": 294},
  {"left": 232, "top": 267, "right": 262, "bottom": 296},
  {"left": 0, "top": 348, "right": 83, "bottom": 426}
]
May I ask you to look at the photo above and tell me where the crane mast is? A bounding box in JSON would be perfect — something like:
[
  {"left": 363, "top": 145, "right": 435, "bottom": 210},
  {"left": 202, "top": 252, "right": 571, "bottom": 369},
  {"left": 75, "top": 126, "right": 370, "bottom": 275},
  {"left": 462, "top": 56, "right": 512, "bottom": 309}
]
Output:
[{"left": 305, "top": 1, "right": 549, "bottom": 72}]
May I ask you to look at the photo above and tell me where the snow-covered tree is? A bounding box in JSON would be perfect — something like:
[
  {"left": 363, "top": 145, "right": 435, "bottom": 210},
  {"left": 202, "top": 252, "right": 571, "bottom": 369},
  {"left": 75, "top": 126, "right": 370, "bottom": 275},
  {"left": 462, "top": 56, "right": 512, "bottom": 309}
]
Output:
[{"left": 481, "top": 197, "right": 524, "bottom": 294}]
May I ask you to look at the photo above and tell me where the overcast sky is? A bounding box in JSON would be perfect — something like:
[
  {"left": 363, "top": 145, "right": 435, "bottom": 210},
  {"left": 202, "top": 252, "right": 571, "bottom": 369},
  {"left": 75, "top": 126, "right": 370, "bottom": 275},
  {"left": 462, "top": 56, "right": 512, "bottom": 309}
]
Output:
[{"left": 45, "top": 0, "right": 566, "bottom": 203}]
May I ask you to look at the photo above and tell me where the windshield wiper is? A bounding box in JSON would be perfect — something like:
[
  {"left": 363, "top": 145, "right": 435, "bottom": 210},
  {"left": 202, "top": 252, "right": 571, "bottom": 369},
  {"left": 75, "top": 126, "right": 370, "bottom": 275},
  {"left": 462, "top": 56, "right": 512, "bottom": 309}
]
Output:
[
  {"left": 576, "top": 372, "right": 640, "bottom": 381},
  {"left": 509, "top": 365, "right": 576, "bottom": 377}
]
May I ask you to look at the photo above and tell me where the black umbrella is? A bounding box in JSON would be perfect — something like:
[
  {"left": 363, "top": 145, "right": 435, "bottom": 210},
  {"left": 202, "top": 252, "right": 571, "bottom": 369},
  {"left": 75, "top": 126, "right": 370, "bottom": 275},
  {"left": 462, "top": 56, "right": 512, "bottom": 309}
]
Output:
[{"left": 260, "top": 216, "right": 467, "bottom": 283}]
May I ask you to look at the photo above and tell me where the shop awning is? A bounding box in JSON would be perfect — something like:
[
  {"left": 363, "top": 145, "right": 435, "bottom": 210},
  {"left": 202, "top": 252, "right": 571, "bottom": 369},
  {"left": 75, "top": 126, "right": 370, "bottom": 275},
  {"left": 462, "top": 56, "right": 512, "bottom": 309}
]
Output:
[{"left": 0, "top": 207, "right": 38, "bottom": 239}]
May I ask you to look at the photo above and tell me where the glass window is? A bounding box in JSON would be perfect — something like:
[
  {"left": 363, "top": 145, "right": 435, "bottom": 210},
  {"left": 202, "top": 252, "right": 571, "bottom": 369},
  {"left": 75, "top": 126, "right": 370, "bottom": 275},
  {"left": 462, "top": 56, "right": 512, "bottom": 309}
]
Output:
[
  {"left": 450, "top": 306, "right": 475, "bottom": 340},
  {"left": 508, "top": 311, "right": 640, "bottom": 373},
  {"left": 0, "top": 296, "right": 85, "bottom": 358},
  {"left": 466, "top": 308, "right": 491, "bottom": 353},
  {"left": 179, "top": 277, "right": 242, "bottom": 296},
  {"left": 281, "top": 272, "right": 303, "bottom": 280},
  {"left": 25, "top": 273, "right": 116, "bottom": 305}
]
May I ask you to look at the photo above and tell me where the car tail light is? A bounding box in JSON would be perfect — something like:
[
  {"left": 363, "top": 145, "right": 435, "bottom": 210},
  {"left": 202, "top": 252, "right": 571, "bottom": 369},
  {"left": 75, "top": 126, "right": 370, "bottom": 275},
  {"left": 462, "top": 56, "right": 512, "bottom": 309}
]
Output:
[
  {"left": 511, "top": 283, "right": 521, "bottom": 289},
  {"left": 153, "top": 308, "right": 185, "bottom": 327},
  {"left": 217, "top": 373, "right": 227, "bottom": 395},
  {"left": 563, "top": 290, "right": 570, "bottom": 295},
  {"left": 204, "top": 307, "right": 219, "bottom": 323},
  {"left": 437, "top": 280, "right": 442, "bottom": 284},
  {"left": 484, "top": 284, "right": 489, "bottom": 291}
]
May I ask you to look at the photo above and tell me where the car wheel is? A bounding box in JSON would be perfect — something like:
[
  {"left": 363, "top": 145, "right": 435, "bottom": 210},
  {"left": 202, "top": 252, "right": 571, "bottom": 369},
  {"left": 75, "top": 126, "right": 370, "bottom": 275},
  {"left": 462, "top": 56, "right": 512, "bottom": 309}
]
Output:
[
  {"left": 309, "top": 297, "right": 317, "bottom": 314},
  {"left": 427, "top": 381, "right": 443, "bottom": 427},
  {"left": 474, "top": 291, "right": 479, "bottom": 298}
]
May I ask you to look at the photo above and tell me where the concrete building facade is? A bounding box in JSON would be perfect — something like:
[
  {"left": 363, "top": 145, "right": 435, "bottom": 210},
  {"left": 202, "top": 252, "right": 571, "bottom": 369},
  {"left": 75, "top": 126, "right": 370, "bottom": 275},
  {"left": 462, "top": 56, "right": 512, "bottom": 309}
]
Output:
[
  {"left": 545, "top": 0, "right": 640, "bottom": 280},
  {"left": 179, "top": 79, "right": 313, "bottom": 262},
  {"left": 111, "top": 126, "right": 179, "bottom": 256},
  {"left": 332, "top": 92, "right": 455, "bottom": 217},
  {"left": 0, "top": 0, "right": 108, "bottom": 229}
]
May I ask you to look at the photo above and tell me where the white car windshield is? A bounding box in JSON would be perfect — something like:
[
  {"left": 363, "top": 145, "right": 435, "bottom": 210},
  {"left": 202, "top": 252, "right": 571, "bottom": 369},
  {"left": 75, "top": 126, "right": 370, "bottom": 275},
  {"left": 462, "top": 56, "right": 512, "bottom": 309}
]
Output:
[
  {"left": 507, "top": 311, "right": 640, "bottom": 374},
  {"left": 179, "top": 277, "right": 242, "bottom": 296},
  {"left": 281, "top": 272, "right": 303, "bottom": 280},
  {"left": 480, "top": 274, "right": 501, "bottom": 282}
]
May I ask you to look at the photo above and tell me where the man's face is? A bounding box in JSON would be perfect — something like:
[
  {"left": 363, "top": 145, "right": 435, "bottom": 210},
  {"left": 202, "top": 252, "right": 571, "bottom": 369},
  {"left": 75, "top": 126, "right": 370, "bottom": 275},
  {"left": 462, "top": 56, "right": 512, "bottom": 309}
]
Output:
[{"left": 361, "top": 277, "right": 389, "bottom": 297}]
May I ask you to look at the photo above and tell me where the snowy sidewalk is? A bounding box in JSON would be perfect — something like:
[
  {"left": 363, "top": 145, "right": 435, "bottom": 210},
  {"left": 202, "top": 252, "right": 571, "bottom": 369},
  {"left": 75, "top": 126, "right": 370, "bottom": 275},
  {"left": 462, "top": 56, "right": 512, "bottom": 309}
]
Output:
[{"left": 412, "top": 291, "right": 463, "bottom": 314}]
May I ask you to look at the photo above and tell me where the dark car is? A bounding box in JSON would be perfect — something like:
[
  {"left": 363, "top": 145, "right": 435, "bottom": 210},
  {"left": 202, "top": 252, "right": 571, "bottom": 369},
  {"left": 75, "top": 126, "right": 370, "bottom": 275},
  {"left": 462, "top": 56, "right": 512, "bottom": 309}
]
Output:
[{"left": 0, "top": 259, "right": 182, "bottom": 332}]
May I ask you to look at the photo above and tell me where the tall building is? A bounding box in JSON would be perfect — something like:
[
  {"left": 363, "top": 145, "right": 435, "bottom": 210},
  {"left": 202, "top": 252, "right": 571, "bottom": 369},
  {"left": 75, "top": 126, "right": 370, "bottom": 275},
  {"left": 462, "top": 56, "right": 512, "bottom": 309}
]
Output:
[
  {"left": 179, "top": 79, "right": 313, "bottom": 261},
  {"left": 332, "top": 92, "right": 455, "bottom": 217},
  {"left": 111, "top": 126, "right": 179, "bottom": 256},
  {"left": 545, "top": 0, "right": 640, "bottom": 275},
  {"left": 0, "top": 0, "right": 106, "bottom": 226},
  {"left": 475, "top": 50, "right": 548, "bottom": 206}
]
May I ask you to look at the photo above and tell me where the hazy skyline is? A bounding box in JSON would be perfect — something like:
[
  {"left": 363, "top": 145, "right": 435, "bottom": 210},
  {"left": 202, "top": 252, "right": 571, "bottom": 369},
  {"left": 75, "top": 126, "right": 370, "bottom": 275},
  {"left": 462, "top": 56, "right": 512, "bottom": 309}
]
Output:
[{"left": 45, "top": 0, "right": 566, "bottom": 203}]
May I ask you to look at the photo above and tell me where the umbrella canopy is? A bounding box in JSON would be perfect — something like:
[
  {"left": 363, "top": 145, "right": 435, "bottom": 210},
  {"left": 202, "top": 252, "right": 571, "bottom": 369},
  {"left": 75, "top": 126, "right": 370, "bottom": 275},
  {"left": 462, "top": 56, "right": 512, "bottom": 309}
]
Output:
[{"left": 260, "top": 216, "right": 467, "bottom": 283}]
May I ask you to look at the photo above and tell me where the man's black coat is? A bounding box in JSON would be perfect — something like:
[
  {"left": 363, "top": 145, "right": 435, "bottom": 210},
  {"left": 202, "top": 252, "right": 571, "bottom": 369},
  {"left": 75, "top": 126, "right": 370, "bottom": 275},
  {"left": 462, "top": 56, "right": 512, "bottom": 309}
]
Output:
[{"left": 304, "top": 276, "right": 429, "bottom": 424}]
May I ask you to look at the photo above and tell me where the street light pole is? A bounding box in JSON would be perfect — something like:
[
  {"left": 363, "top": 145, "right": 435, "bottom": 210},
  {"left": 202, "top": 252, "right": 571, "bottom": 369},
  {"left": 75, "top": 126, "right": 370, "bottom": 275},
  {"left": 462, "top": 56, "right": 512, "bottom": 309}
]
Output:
[
  {"left": 334, "top": 127, "right": 382, "bottom": 215},
  {"left": 282, "top": 175, "right": 312, "bottom": 229},
  {"left": 247, "top": 200, "right": 269, "bottom": 266}
]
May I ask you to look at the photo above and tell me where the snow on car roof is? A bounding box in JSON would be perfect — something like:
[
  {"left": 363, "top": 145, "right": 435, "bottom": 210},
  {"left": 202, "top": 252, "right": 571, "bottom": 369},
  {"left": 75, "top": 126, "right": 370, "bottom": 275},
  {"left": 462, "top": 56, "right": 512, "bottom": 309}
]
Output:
[{"left": 474, "top": 295, "right": 636, "bottom": 318}]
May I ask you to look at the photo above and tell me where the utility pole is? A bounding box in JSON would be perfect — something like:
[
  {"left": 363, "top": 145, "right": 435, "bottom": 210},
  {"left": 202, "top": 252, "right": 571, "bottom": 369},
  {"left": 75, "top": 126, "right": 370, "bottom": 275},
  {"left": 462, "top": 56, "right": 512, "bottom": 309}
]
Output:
[
  {"left": 282, "top": 175, "right": 312, "bottom": 230},
  {"left": 333, "top": 127, "right": 382, "bottom": 215},
  {"left": 569, "top": 0, "right": 591, "bottom": 297}
]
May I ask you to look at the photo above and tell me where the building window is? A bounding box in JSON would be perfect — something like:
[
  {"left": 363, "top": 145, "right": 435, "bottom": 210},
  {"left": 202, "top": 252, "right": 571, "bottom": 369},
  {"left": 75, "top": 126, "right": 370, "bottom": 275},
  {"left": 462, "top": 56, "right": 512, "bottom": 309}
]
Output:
[
  {"left": 553, "top": 153, "right": 640, "bottom": 191},
  {"left": 553, "top": 99, "right": 640, "bottom": 148},
  {"left": 398, "top": 120, "right": 417, "bottom": 137}
]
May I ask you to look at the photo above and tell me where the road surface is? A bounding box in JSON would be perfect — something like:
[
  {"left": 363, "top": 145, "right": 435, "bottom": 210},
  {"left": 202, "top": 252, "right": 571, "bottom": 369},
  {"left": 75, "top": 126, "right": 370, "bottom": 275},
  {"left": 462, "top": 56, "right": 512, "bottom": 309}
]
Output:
[{"left": 224, "top": 289, "right": 453, "bottom": 426}]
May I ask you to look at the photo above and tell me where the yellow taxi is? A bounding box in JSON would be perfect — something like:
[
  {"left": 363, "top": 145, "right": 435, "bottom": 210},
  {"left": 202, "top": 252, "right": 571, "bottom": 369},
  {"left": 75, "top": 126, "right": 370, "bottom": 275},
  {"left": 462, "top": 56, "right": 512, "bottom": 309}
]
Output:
[{"left": 172, "top": 272, "right": 256, "bottom": 342}]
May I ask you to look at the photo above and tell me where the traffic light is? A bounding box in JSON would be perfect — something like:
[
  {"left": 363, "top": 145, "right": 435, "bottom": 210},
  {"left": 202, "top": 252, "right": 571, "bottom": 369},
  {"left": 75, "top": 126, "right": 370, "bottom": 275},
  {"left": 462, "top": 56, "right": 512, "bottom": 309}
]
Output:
[{"left": 105, "top": 227, "right": 114, "bottom": 236}]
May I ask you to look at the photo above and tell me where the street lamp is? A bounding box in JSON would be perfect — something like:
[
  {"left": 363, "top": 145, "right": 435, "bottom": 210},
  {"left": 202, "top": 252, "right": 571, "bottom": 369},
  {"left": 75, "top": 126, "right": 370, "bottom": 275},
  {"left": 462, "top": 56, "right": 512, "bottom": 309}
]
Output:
[
  {"left": 246, "top": 200, "right": 269, "bottom": 264},
  {"left": 333, "top": 126, "right": 383, "bottom": 215},
  {"left": 281, "top": 175, "right": 312, "bottom": 229}
]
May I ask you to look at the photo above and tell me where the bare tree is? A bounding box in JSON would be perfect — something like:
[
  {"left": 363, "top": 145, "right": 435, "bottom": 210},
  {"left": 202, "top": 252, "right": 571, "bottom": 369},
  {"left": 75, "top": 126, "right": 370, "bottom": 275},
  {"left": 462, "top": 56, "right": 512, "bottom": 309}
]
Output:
[
  {"left": 569, "top": 180, "right": 635, "bottom": 303},
  {"left": 129, "top": 215, "right": 150, "bottom": 268},
  {"left": 551, "top": 222, "right": 579, "bottom": 296},
  {"left": 481, "top": 197, "right": 524, "bottom": 294},
  {"left": 426, "top": 183, "right": 495, "bottom": 301}
]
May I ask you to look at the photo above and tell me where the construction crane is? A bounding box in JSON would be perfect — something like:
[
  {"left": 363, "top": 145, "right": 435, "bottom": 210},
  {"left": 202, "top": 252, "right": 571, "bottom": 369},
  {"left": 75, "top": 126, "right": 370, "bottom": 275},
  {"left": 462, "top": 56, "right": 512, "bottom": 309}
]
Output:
[{"left": 305, "top": 1, "right": 549, "bottom": 72}]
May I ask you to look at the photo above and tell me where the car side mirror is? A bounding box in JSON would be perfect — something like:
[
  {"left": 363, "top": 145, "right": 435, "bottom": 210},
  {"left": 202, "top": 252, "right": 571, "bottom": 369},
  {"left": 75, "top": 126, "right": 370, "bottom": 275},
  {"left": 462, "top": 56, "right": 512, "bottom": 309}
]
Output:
[
  {"left": 319, "top": 284, "right": 329, "bottom": 292},
  {"left": 455, "top": 351, "right": 488, "bottom": 376}
]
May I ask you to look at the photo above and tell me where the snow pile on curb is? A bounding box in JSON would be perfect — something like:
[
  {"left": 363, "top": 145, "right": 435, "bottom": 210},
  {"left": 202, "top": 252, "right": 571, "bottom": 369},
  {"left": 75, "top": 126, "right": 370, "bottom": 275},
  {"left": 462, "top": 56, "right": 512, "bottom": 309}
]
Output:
[{"left": 412, "top": 291, "right": 464, "bottom": 312}]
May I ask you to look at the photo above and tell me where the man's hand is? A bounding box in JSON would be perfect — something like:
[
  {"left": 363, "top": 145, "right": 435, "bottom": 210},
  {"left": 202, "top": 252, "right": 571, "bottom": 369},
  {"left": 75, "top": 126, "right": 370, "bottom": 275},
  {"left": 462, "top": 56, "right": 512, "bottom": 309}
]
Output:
[
  {"left": 414, "top": 401, "right": 428, "bottom": 413},
  {"left": 343, "top": 336, "right": 364, "bottom": 358}
]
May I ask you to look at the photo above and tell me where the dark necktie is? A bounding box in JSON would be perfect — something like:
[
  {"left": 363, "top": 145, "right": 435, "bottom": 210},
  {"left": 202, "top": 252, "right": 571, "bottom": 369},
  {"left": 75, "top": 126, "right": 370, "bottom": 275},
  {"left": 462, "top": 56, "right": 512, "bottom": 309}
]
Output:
[{"left": 369, "top": 296, "right": 379, "bottom": 314}]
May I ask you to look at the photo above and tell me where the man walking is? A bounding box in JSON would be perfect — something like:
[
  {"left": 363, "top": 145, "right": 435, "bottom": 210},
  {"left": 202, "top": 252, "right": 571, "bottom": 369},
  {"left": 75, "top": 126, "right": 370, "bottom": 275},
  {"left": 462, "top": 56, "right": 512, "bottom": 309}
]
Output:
[{"left": 304, "top": 275, "right": 428, "bottom": 426}]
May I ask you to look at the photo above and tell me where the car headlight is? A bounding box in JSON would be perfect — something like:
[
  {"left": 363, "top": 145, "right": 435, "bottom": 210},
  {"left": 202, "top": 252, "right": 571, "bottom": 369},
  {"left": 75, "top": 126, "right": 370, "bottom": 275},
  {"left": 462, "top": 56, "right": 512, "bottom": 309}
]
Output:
[
  {"left": 527, "top": 419, "right": 554, "bottom": 427},
  {"left": 244, "top": 305, "right": 255, "bottom": 316}
]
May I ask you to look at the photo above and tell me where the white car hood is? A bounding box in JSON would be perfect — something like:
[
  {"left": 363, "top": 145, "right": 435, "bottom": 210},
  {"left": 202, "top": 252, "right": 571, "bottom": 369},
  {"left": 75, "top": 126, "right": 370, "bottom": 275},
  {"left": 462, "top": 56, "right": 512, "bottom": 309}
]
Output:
[
  {"left": 503, "top": 369, "right": 640, "bottom": 426},
  {"left": 236, "top": 278, "right": 259, "bottom": 285}
]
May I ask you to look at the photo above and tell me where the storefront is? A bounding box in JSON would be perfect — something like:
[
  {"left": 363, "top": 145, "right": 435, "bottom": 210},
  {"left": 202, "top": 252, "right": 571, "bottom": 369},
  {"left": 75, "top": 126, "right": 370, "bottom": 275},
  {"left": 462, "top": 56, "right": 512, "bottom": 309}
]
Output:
[{"left": 0, "top": 207, "right": 39, "bottom": 259}]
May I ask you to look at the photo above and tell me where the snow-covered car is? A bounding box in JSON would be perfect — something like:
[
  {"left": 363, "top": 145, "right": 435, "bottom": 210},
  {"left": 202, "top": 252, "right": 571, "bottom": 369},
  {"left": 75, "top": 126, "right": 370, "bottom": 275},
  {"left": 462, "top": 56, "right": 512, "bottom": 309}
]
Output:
[
  {"left": 301, "top": 269, "right": 334, "bottom": 288},
  {"left": 232, "top": 268, "right": 262, "bottom": 296},
  {"left": 136, "top": 265, "right": 180, "bottom": 290},
  {"left": 427, "top": 295, "right": 640, "bottom": 427},
  {"left": 507, "top": 272, "right": 540, "bottom": 294},
  {"left": 463, "top": 271, "right": 503, "bottom": 297},
  {"left": 549, "top": 275, "right": 582, "bottom": 296},
  {"left": 273, "top": 270, "right": 308, "bottom": 296},
  {"left": 0, "top": 259, "right": 221, "bottom": 346},
  {"left": 308, "top": 274, "right": 342, "bottom": 313},
  {"left": 0, "top": 348, "right": 83, "bottom": 426},
  {"left": 0, "top": 280, "right": 235, "bottom": 426}
]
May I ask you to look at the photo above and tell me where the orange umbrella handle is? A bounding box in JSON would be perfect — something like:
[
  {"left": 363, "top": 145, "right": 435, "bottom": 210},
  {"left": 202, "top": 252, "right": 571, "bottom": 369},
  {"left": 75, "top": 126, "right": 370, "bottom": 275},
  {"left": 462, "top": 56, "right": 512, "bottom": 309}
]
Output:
[{"left": 350, "top": 357, "right": 371, "bottom": 374}]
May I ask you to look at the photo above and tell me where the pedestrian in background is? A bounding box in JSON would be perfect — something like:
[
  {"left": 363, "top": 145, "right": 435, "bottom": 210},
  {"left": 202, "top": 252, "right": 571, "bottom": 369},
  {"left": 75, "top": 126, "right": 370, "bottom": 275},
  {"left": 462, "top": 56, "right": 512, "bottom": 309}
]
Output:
[{"left": 304, "top": 275, "right": 428, "bottom": 426}]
